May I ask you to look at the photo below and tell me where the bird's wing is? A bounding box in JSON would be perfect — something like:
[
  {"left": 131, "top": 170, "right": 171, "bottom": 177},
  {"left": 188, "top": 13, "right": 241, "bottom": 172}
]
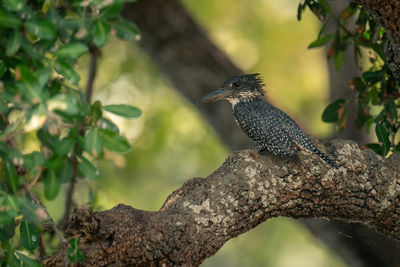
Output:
[
  {"left": 268, "top": 105, "right": 316, "bottom": 150},
  {"left": 233, "top": 101, "right": 296, "bottom": 155}
]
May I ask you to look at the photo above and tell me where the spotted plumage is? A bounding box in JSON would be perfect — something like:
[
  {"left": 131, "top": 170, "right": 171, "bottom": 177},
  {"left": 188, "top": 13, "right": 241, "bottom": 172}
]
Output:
[{"left": 197, "top": 73, "right": 337, "bottom": 168}]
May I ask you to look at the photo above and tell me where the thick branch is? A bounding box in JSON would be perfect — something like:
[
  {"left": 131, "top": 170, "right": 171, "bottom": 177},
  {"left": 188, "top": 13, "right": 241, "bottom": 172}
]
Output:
[
  {"left": 121, "top": 1, "right": 400, "bottom": 265},
  {"left": 45, "top": 139, "right": 400, "bottom": 266}
]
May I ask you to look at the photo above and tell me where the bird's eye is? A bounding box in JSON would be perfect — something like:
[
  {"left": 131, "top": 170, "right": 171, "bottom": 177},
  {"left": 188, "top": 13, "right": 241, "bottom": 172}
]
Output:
[{"left": 232, "top": 80, "right": 242, "bottom": 88}]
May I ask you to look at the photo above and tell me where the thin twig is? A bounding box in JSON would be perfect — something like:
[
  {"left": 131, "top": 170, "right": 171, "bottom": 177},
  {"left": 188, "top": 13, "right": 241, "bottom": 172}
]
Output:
[
  {"left": 27, "top": 190, "right": 68, "bottom": 266},
  {"left": 60, "top": 45, "right": 99, "bottom": 230},
  {"left": 85, "top": 45, "right": 99, "bottom": 103},
  {"left": 38, "top": 231, "right": 47, "bottom": 263},
  {"left": 59, "top": 156, "right": 78, "bottom": 230},
  {"left": 27, "top": 190, "right": 66, "bottom": 244},
  {"left": 25, "top": 167, "right": 43, "bottom": 192},
  {"left": 338, "top": 20, "right": 355, "bottom": 37}
]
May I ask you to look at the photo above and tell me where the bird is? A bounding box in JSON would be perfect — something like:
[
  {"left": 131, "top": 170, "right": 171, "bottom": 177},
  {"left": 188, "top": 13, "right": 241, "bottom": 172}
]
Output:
[{"left": 197, "top": 73, "right": 338, "bottom": 168}]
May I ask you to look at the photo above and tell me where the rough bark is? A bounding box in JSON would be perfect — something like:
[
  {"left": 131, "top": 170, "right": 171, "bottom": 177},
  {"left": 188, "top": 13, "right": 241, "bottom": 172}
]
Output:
[
  {"left": 45, "top": 139, "right": 400, "bottom": 266},
  {"left": 306, "top": 2, "right": 398, "bottom": 266},
  {"left": 121, "top": 0, "right": 400, "bottom": 266}
]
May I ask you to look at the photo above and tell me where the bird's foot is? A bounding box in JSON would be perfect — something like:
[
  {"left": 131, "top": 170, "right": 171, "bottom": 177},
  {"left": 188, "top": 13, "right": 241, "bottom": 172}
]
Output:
[{"left": 248, "top": 150, "right": 260, "bottom": 160}]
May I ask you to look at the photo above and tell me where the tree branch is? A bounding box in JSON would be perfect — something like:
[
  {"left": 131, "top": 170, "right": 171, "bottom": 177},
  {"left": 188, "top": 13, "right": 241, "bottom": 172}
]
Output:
[
  {"left": 85, "top": 45, "right": 99, "bottom": 103},
  {"left": 28, "top": 190, "right": 69, "bottom": 266},
  {"left": 60, "top": 46, "right": 99, "bottom": 230},
  {"left": 44, "top": 139, "right": 400, "bottom": 266}
]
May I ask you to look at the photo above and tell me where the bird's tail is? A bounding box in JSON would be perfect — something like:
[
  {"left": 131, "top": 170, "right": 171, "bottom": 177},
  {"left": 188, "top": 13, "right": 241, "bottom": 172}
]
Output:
[{"left": 313, "top": 149, "right": 338, "bottom": 168}]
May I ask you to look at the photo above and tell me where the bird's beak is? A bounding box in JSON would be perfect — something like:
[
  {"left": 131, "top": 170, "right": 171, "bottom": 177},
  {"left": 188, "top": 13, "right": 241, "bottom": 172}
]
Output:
[{"left": 197, "top": 88, "right": 232, "bottom": 103}]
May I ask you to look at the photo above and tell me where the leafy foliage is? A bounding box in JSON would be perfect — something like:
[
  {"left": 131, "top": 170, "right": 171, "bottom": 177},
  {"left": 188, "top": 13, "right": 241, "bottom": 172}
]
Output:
[
  {"left": 298, "top": 0, "right": 400, "bottom": 156},
  {"left": 0, "top": 0, "right": 140, "bottom": 264}
]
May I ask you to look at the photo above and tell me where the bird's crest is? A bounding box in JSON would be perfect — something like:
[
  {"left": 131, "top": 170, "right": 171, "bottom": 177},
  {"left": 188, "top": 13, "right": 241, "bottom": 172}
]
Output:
[{"left": 222, "top": 73, "right": 266, "bottom": 99}]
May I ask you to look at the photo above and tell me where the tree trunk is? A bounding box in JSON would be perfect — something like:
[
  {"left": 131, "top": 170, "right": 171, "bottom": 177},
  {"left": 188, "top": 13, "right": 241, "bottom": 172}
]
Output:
[{"left": 121, "top": 0, "right": 251, "bottom": 150}]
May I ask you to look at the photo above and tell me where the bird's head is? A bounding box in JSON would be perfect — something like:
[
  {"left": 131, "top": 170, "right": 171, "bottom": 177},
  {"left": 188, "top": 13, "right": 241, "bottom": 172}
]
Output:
[{"left": 197, "top": 73, "right": 265, "bottom": 105}]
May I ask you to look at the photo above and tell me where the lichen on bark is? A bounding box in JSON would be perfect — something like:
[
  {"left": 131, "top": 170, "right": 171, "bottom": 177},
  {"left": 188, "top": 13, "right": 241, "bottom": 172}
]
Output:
[{"left": 45, "top": 139, "right": 400, "bottom": 266}]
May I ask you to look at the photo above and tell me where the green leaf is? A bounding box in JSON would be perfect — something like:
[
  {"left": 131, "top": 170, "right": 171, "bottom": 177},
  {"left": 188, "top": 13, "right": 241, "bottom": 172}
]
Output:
[
  {"left": 0, "top": 60, "right": 6, "bottom": 78},
  {"left": 37, "top": 67, "right": 51, "bottom": 89},
  {"left": 100, "top": 129, "right": 131, "bottom": 154},
  {"left": 42, "top": 0, "right": 51, "bottom": 13},
  {"left": 78, "top": 156, "right": 100, "bottom": 180},
  {"left": 46, "top": 154, "right": 64, "bottom": 171},
  {"left": 55, "top": 61, "right": 80, "bottom": 83},
  {"left": 15, "top": 65, "right": 42, "bottom": 103},
  {"left": 99, "top": 0, "right": 124, "bottom": 18},
  {"left": 372, "top": 43, "right": 385, "bottom": 61},
  {"left": 395, "top": 142, "right": 400, "bottom": 153},
  {"left": 25, "top": 19, "right": 56, "bottom": 40},
  {"left": 317, "top": 20, "right": 329, "bottom": 39},
  {"left": 16, "top": 64, "right": 35, "bottom": 82},
  {"left": 89, "top": 101, "right": 102, "bottom": 125},
  {"left": 6, "top": 195, "right": 20, "bottom": 213},
  {"left": 0, "top": 9, "right": 21, "bottom": 28},
  {"left": 68, "top": 238, "right": 85, "bottom": 263},
  {"left": 19, "top": 198, "right": 38, "bottom": 223},
  {"left": 20, "top": 39, "right": 41, "bottom": 59},
  {"left": 362, "top": 69, "right": 385, "bottom": 83},
  {"left": 15, "top": 251, "right": 41, "bottom": 267},
  {"left": 37, "top": 128, "right": 57, "bottom": 149},
  {"left": 306, "top": 1, "right": 326, "bottom": 20},
  {"left": 352, "top": 77, "right": 366, "bottom": 93},
  {"left": 355, "top": 103, "right": 372, "bottom": 129},
  {"left": 0, "top": 221, "right": 16, "bottom": 242},
  {"left": 6, "top": 31, "right": 23, "bottom": 56},
  {"left": 55, "top": 43, "right": 88, "bottom": 59},
  {"left": 55, "top": 137, "right": 75, "bottom": 156},
  {"left": 365, "top": 118, "right": 375, "bottom": 134},
  {"left": 297, "top": 3, "right": 304, "bottom": 21},
  {"left": 5, "top": 250, "right": 19, "bottom": 266},
  {"left": 0, "top": 211, "right": 13, "bottom": 226},
  {"left": 23, "top": 152, "right": 44, "bottom": 175},
  {"left": 16, "top": 82, "right": 43, "bottom": 103},
  {"left": 99, "top": 117, "right": 119, "bottom": 133},
  {"left": 386, "top": 99, "right": 398, "bottom": 119},
  {"left": 103, "top": 104, "right": 141, "bottom": 118},
  {"left": 20, "top": 220, "right": 39, "bottom": 251},
  {"left": 4, "top": 160, "right": 19, "bottom": 193},
  {"left": 334, "top": 50, "right": 345, "bottom": 70},
  {"left": 322, "top": 99, "right": 347, "bottom": 123},
  {"left": 308, "top": 34, "right": 333, "bottom": 48},
  {"left": 85, "top": 128, "right": 102, "bottom": 156},
  {"left": 365, "top": 143, "right": 382, "bottom": 155},
  {"left": 44, "top": 170, "right": 60, "bottom": 200},
  {"left": 2, "top": 0, "right": 25, "bottom": 11},
  {"left": 59, "top": 159, "right": 73, "bottom": 183},
  {"left": 318, "top": 0, "right": 332, "bottom": 15},
  {"left": 375, "top": 123, "right": 390, "bottom": 156},
  {"left": 112, "top": 20, "right": 140, "bottom": 42},
  {"left": 94, "top": 20, "right": 110, "bottom": 47}
]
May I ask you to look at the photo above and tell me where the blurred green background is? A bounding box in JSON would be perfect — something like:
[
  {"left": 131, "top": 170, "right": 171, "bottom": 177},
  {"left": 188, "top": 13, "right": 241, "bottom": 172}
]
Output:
[{"left": 45, "top": 0, "right": 347, "bottom": 266}]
